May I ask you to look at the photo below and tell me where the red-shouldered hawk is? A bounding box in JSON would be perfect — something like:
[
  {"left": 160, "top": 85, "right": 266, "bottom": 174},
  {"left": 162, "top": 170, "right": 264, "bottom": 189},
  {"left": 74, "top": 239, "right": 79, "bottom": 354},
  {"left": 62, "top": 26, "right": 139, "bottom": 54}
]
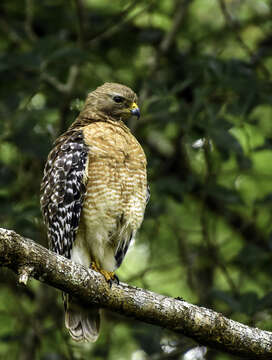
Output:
[{"left": 40, "top": 83, "right": 148, "bottom": 342}]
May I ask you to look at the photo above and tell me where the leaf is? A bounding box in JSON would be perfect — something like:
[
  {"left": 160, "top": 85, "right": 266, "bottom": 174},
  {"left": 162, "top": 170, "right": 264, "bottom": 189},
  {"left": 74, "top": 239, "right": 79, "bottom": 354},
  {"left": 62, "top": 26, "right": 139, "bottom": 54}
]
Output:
[{"left": 209, "top": 127, "right": 243, "bottom": 159}]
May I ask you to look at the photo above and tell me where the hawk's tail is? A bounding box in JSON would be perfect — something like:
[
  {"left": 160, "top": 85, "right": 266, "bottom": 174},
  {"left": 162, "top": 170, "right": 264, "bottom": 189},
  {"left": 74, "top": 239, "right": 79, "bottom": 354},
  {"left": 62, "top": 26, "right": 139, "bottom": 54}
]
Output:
[{"left": 63, "top": 294, "right": 100, "bottom": 342}]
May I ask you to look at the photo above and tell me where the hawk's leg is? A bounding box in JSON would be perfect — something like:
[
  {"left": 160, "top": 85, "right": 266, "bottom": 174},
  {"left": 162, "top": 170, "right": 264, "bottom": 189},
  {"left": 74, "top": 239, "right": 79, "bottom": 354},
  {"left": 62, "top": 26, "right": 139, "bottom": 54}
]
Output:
[{"left": 90, "top": 261, "right": 119, "bottom": 286}]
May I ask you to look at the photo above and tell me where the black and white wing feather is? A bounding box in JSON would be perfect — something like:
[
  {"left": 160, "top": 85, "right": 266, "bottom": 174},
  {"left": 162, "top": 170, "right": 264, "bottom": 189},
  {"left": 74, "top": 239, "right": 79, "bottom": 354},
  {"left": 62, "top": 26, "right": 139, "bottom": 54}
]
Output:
[{"left": 40, "top": 130, "right": 88, "bottom": 258}]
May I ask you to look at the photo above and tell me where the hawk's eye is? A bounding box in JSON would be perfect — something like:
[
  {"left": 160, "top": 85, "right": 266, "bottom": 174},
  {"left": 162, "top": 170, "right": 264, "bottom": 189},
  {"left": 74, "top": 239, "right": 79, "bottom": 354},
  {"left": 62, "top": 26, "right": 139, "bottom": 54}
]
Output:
[{"left": 113, "top": 96, "right": 124, "bottom": 103}]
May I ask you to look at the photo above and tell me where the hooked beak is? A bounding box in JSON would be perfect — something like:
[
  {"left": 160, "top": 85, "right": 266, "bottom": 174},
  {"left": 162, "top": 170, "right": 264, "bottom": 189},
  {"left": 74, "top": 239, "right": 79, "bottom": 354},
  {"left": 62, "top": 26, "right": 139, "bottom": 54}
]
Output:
[{"left": 130, "top": 102, "right": 140, "bottom": 119}]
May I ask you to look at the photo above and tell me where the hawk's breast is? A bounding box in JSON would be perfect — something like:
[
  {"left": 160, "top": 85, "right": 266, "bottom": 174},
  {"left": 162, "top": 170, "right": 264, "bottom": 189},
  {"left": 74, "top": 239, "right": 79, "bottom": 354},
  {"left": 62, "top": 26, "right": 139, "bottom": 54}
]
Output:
[{"left": 82, "top": 121, "right": 147, "bottom": 232}]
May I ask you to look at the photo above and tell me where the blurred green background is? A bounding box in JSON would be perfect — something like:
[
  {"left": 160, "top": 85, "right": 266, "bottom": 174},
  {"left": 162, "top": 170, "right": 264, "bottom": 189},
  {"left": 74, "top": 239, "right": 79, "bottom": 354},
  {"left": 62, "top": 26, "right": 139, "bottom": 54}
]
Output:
[{"left": 1, "top": 0, "right": 272, "bottom": 359}]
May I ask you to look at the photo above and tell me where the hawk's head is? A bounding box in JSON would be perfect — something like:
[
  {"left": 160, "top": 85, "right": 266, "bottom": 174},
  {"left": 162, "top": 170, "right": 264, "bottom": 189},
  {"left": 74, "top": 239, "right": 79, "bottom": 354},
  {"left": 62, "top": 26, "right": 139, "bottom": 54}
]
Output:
[{"left": 84, "top": 83, "right": 140, "bottom": 121}]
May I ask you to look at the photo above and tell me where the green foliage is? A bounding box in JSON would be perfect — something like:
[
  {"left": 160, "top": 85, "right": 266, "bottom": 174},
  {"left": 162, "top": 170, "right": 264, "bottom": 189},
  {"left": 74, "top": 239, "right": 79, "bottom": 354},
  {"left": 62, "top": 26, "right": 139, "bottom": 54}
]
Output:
[{"left": 1, "top": 0, "right": 272, "bottom": 358}]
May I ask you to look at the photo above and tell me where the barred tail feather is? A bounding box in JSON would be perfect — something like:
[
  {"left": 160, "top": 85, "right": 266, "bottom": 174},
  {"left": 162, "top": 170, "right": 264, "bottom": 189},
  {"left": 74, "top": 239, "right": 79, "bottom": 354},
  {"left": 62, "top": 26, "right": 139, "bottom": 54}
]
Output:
[{"left": 64, "top": 294, "right": 100, "bottom": 342}]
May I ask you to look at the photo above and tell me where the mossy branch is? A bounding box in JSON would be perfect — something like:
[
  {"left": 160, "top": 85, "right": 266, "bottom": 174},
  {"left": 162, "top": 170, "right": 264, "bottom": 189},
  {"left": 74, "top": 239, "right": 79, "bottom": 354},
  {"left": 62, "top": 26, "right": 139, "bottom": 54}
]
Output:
[{"left": 0, "top": 227, "right": 272, "bottom": 359}]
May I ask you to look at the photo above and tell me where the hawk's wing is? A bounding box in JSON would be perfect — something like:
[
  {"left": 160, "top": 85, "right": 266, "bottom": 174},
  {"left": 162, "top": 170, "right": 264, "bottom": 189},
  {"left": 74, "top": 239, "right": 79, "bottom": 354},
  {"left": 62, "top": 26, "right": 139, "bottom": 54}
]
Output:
[{"left": 40, "top": 130, "right": 88, "bottom": 258}]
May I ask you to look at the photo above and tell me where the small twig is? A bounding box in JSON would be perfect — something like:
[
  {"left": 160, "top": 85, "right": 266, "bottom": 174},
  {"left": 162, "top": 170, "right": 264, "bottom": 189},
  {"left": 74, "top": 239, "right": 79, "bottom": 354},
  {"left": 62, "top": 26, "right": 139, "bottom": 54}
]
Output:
[
  {"left": 217, "top": 0, "right": 270, "bottom": 77},
  {"left": 201, "top": 139, "right": 240, "bottom": 297},
  {"left": 139, "top": 0, "right": 192, "bottom": 105},
  {"left": 73, "top": 0, "right": 86, "bottom": 46},
  {"left": 88, "top": 1, "right": 155, "bottom": 46},
  {"left": 160, "top": 0, "right": 191, "bottom": 54},
  {"left": 25, "top": 0, "right": 37, "bottom": 42},
  {"left": 41, "top": 65, "right": 79, "bottom": 94}
]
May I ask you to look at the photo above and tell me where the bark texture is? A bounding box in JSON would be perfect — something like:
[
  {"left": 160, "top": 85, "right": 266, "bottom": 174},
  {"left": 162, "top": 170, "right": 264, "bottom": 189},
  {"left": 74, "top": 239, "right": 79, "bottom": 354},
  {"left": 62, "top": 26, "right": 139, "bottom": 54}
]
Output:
[{"left": 0, "top": 227, "right": 272, "bottom": 359}]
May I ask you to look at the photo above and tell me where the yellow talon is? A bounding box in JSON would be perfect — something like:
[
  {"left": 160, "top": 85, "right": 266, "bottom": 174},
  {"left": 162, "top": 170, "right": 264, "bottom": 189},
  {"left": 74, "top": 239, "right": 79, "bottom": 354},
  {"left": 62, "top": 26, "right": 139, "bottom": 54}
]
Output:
[
  {"left": 100, "top": 269, "right": 115, "bottom": 282},
  {"left": 91, "top": 261, "right": 100, "bottom": 273},
  {"left": 91, "top": 261, "right": 119, "bottom": 285}
]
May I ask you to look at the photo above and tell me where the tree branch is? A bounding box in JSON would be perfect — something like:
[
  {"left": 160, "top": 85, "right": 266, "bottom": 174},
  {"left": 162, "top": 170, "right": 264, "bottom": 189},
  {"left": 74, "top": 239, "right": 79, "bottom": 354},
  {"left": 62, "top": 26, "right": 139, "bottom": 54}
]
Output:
[
  {"left": 0, "top": 227, "right": 272, "bottom": 358},
  {"left": 217, "top": 0, "right": 270, "bottom": 78},
  {"left": 40, "top": 65, "right": 79, "bottom": 94}
]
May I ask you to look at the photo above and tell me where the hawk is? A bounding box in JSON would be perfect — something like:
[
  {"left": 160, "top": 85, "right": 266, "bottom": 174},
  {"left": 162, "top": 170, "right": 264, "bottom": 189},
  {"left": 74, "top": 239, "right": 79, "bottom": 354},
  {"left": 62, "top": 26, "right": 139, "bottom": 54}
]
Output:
[{"left": 40, "top": 83, "right": 148, "bottom": 342}]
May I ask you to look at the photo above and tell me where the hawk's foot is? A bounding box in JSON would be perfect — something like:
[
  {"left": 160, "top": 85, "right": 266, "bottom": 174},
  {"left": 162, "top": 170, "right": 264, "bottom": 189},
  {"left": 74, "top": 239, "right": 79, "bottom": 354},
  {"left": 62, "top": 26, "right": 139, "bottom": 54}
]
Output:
[{"left": 90, "top": 261, "right": 119, "bottom": 286}]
